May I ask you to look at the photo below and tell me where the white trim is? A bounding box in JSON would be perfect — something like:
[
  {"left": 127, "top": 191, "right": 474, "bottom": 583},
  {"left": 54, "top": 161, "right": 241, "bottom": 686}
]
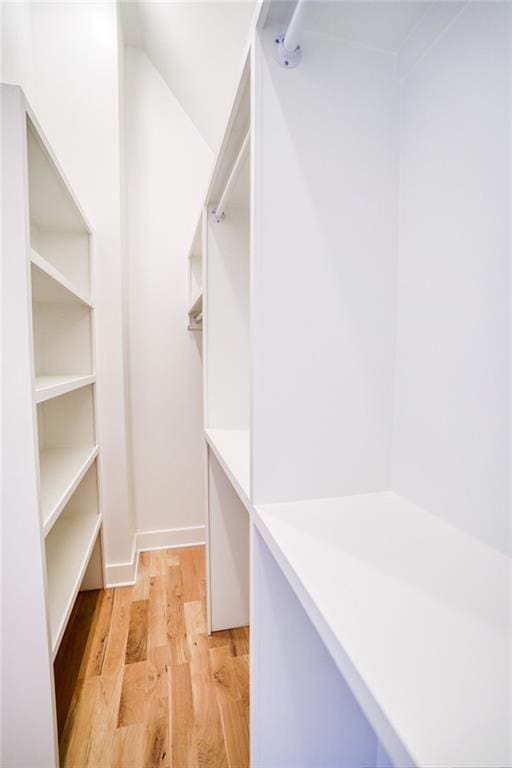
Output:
[
  {"left": 136, "top": 525, "right": 205, "bottom": 552},
  {"left": 104, "top": 553, "right": 138, "bottom": 587},
  {"left": 104, "top": 525, "right": 205, "bottom": 587}
]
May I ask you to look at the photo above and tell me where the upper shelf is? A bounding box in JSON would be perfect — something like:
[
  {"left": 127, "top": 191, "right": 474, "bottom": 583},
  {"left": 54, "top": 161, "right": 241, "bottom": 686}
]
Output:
[
  {"left": 205, "top": 428, "right": 250, "bottom": 511},
  {"left": 31, "top": 250, "right": 92, "bottom": 307},
  {"left": 254, "top": 491, "right": 512, "bottom": 768}
]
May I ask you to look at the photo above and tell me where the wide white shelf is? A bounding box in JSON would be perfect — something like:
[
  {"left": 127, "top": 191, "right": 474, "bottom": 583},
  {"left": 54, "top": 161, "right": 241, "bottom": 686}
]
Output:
[
  {"left": 30, "top": 249, "right": 92, "bottom": 307},
  {"left": 254, "top": 491, "right": 512, "bottom": 768},
  {"left": 205, "top": 428, "right": 250, "bottom": 510},
  {"left": 40, "top": 445, "right": 99, "bottom": 536},
  {"left": 46, "top": 511, "right": 101, "bottom": 657},
  {"left": 34, "top": 374, "right": 95, "bottom": 403}
]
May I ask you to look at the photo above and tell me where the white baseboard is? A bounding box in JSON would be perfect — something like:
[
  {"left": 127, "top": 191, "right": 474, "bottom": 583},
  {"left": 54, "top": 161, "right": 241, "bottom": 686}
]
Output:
[
  {"left": 136, "top": 525, "right": 205, "bottom": 552},
  {"left": 105, "top": 525, "right": 205, "bottom": 587},
  {"left": 104, "top": 552, "right": 139, "bottom": 587}
]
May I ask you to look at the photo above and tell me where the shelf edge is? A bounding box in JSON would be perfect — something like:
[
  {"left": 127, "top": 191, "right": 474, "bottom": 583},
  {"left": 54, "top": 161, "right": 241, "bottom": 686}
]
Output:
[
  {"left": 204, "top": 429, "right": 251, "bottom": 513},
  {"left": 35, "top": 374, "right": 96, "bottom": 403}
]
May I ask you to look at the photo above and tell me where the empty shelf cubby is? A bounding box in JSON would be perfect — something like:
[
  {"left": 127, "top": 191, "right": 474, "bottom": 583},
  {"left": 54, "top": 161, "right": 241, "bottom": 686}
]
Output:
[{"left": 37, "top": 385, "right": 97, "bottom": 533}]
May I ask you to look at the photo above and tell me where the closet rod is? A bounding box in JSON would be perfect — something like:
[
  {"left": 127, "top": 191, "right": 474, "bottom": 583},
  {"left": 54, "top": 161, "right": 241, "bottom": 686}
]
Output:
[
  {"left": 273, "top": 0, "right": 306, "bottom": 68},
  {"left": 211, "top": 130, "right": 250, "bottom": 223},
  {"left": 284, "top": 0, "right": 306, "bottom": 53}
]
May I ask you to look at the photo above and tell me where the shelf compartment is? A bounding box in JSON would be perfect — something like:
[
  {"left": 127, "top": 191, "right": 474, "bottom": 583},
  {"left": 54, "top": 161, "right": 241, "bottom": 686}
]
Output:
[
  {"left": 40, "top": 444, "right": 99, "bottom": 536},
  {"left": 37, "top": 386, "right": 96, "bottom": 483},
  {"left": 32, "top": 268, "right": 93, "bottom": 385},
  {"left": 205, "top": 428, "right": 250, "bottom": 510},
  {"left": 254, "top": 491, "right": 512, "bottom": 768},
  {"left": 27, "top": 118, "right": 91, "bottom": 297},
  {"left": 45, "top": 461, "right": 101, "bottom": 657},
  {"left": 31, "top": 250, "right": 92, "bottom": 307}
]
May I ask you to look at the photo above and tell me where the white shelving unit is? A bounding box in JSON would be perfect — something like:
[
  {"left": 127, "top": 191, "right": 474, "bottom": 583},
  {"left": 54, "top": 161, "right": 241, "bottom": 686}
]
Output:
[
  {"left": 203, "top": 56, "right": 251, "bottom": 632},
  {"left": 199, "top": 4, "right": 512, "bottom": 767},
  {"left": 2, "top": 84, "right": 103, "bottom": 768}
]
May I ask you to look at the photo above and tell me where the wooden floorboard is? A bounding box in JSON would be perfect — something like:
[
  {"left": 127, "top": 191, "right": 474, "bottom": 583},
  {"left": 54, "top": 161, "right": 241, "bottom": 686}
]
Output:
[{"left": 54, "top": 545, "right": 249, "bottom": 768}]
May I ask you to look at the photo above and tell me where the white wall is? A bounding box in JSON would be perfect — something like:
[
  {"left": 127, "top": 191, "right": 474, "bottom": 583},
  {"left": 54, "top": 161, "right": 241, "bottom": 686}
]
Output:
[
  {"left": 123, "top": 47, "right": 212, "bottom": 538},
  {"left": 134, "top": 1, "right": 256, "bottom": 152},
  {"left": 1, "top": 1, "right": 134, "bottom": 568},
  {"left": 392, "top": 1, "right": 511, "bottom": 554}
]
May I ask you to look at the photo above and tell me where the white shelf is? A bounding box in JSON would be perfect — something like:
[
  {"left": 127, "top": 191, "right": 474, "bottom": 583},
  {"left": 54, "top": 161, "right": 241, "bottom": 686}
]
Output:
[
  {"left": 34, "top": 374, "right": 95, "bottom": 403},
  {"left": 254, "top": 492, "right": 512, "bottom": 768},
  {"left": 31, "top": 249, "right": 92, "bottom": 307},
  {"left": 40, "top": 445, "right": 99, "bottom": 536},
  {"left": 45, "top": 511, "right": 102, "bottom": 657},
  {"left": 205, "top": 428, "right": 250, "bottom": 510}
]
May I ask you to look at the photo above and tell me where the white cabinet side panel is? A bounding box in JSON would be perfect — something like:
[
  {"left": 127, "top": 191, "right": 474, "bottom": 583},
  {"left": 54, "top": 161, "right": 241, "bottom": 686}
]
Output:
[
  {"left": 207, "top": 449, "right": 250, "bottom": 631},
  {"left": 251, "top": 529, "right": 385, "bottom": 768},
  {"left": 1, "top": 85, "right": 58, "bottom": 768}
]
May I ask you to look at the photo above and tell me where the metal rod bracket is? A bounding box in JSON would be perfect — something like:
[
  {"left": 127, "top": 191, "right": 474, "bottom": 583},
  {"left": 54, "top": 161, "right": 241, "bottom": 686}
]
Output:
[
  {"left": 273, "top": 35, "right": 301, "bottom": 68},
  {"left": 211, "top": 208, "right": 225, "bottom": 224}
]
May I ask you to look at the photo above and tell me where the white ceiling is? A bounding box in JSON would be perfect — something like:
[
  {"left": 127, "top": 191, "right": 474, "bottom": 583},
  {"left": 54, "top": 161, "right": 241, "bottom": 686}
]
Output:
[{"left": 120, "top": 1, "right": 256, "bottom": 152}]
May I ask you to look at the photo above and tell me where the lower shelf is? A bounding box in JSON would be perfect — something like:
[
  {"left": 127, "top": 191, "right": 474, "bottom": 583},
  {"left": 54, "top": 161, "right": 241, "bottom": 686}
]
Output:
[
  {"left": 254, "top": 491, "right": 511, "bottom": 768},
  {"left": 45, "top": 512, "right": 102, "bottom": 657},
  {"left": 204, "top": 428, "right": 250, "bottom": 510}
]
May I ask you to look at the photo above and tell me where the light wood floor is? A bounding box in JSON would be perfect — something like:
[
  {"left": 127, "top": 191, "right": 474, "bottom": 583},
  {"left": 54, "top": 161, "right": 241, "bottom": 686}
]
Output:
[{"left": 54, "top": 546, "right": 249, "bottom": 768}]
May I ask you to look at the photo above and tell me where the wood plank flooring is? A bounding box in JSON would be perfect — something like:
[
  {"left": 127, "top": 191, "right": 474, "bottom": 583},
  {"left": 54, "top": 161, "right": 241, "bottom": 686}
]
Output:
[{"left": 54, "top": 546, "right": 249, "bottom": 768}]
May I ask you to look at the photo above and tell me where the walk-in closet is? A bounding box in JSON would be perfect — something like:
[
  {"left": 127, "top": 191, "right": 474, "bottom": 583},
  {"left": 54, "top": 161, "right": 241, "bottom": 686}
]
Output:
[{"left": 1, "top": 1, "right": 511, "bottom": 767}]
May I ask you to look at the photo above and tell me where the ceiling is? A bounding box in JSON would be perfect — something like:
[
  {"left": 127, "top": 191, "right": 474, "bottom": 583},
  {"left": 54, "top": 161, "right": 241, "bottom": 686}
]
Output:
[{"left": 120, "top": 0, "right": 256, "bottom": 152}]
